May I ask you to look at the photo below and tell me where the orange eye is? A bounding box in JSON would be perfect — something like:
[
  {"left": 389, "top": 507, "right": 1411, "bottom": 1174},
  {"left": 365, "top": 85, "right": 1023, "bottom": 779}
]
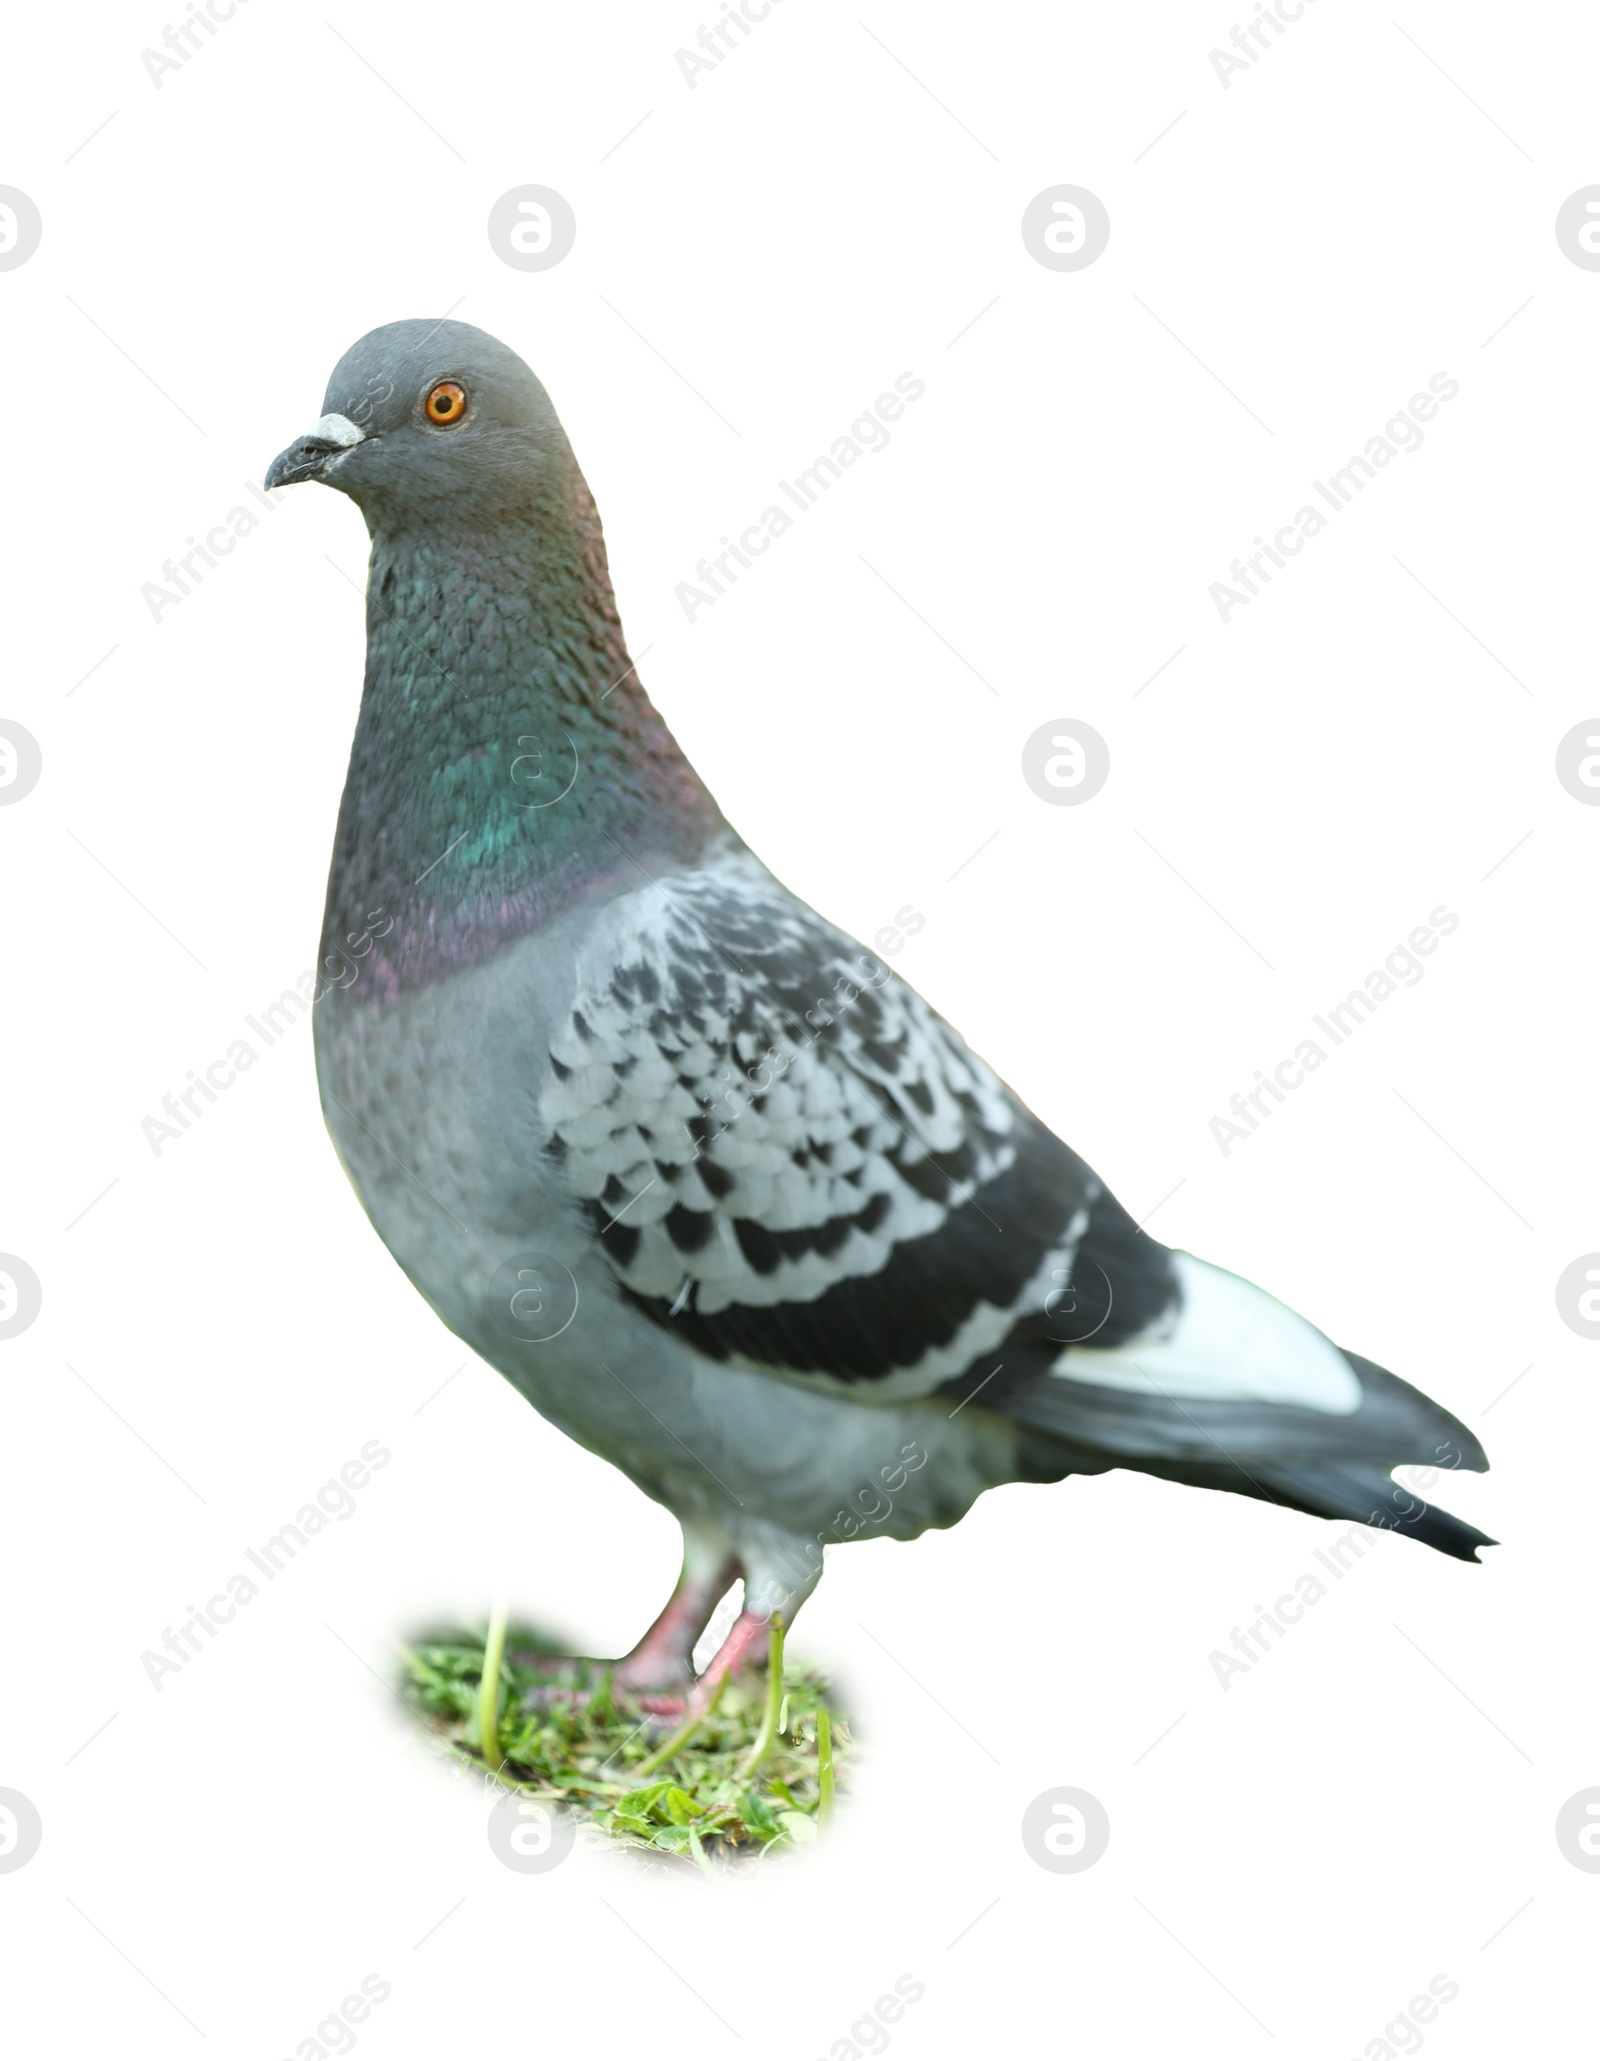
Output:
[{"left": 424, "top": 380, "right": 467, "bottom": 425}]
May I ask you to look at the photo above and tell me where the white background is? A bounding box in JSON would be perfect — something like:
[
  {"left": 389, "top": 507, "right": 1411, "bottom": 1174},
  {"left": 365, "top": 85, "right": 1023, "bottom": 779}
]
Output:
[{"left": 3, "top": 1, "right": 1596, "bottom": 2053}]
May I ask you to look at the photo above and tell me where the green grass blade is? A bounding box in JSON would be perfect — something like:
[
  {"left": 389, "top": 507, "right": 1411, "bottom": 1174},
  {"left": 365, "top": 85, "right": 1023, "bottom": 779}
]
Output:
[
  {"left": 735, "top": 1613, "right": 786, "bottom": 1783},
  {"left": 476, "top": 1597, "right": 509, "bottom": 1778}
]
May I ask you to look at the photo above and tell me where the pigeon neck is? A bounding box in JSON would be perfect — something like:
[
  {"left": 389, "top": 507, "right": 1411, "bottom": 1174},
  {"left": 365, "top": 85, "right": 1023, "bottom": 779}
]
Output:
[{"left": 322, "top": 512, "right": 723, "bottom": 1000}]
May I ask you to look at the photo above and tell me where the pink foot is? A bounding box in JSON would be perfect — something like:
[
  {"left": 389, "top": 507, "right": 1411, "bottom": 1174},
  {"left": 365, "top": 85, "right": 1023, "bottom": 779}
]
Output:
[
  {"left": 614, "top": 1553, "right": 739, "bottom": 1692},
  {"left": 681, "top": 1609, "right": 773, "bottom": 1721},
  {"left": 515, "top": 1550, "right": 741, "bottom": 1715}
]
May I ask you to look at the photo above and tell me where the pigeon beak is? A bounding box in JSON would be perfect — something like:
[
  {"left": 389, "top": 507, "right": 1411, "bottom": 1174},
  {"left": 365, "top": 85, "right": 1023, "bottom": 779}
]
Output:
[{"left": 264, "top": 413, "right": 370, "bottom": 490}]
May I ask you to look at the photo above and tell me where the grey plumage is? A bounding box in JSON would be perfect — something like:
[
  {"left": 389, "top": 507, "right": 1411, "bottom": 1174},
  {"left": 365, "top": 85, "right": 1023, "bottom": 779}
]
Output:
[{"left": 265, "top": 320, "right": 1491, "bottom": 1698}]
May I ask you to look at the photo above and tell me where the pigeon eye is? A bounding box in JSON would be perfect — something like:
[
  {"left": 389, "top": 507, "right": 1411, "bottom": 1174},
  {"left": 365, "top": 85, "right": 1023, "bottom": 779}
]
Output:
[{"left": 424, "top": 380, "right": 468, "bottom": 426}]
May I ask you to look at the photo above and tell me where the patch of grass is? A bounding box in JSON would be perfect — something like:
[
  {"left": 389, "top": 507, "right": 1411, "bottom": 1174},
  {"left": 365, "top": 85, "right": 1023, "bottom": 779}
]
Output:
[{"left": 399, "top": 1614, "right": 850, "bottom": 1869}]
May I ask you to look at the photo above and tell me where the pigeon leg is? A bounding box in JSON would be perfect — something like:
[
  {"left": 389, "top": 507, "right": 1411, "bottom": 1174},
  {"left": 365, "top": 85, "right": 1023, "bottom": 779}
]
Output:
[
  {"left": 517, "top": 1528, "right": 740, "bottom": 1715},
  {"left": 612, "top": 1548, "right": 741, "bottom": 1695},
  {"left": 679, "top": 1606, "right": 776, "bottom": 1722}
]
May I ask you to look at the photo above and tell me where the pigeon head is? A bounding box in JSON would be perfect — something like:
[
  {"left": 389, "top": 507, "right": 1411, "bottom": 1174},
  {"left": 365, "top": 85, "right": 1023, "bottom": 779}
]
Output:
[
  {"left": 264, "top": 318, "right": 576, "bottom": 526},
  {"left": 272, "top": 319, "right": 726, "bottom": 978}
]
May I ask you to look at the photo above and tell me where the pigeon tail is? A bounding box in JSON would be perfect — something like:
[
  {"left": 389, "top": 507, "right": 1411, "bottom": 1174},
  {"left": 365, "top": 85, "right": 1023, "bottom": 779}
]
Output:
[{"left": 1243, "top": 1460, "right": 1495, "bottom": 1562}]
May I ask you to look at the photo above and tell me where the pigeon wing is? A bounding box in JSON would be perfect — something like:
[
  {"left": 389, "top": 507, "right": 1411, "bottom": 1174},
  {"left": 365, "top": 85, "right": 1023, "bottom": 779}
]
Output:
[{"left": 540, "top": 843, "right": 1149, "bottom": 1395}]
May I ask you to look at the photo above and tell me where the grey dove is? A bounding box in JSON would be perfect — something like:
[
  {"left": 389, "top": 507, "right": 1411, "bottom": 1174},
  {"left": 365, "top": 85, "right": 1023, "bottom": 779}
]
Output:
[{"left": 265, "top": 320, "right": 1492, "bottom": 1714}]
